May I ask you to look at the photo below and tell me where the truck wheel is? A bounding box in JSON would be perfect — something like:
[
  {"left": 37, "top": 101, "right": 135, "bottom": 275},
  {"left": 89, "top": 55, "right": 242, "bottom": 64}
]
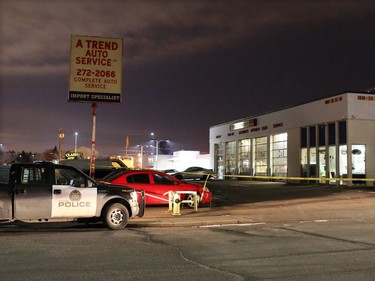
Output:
[{"left": 103, "top": 203, "right": 129, "bottom": 230}]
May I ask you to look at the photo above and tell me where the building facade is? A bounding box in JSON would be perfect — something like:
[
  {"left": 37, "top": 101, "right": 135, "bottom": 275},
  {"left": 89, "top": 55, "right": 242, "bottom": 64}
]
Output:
[{"left": 209, "top": 92, "right": 375, "bottom": 186}]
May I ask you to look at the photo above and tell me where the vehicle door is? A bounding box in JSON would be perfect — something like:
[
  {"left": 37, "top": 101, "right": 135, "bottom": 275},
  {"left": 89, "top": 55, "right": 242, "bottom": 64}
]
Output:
[
  {"left": 151, "top": 172, "right": 179, "bottom": 204},
  {"left": 51, "top": 166, "right": 97, "bottom": 218},
  {"left": 13, "top": 165, "right": 52, "bottom": 220},
  {"left": 124, "top": 172, "right": 162, "bottom": 204}
]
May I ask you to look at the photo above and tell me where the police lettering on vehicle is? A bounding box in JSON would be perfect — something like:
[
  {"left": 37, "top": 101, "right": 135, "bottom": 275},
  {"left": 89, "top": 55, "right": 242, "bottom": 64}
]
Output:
[
  {"left": 51, "top": 186, "right": 97, "bottom": 218},
  {"left": 58, "top": 201, "right": 91, "bottom": 208}
]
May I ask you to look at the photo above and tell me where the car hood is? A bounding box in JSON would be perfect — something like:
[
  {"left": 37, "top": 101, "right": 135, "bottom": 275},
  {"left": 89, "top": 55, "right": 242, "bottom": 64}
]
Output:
[
  {"left": 96, "top": 182, "right": 135, "bottom": 192},
  {"left": 178, "top": 182, "right": 204, "bottom": 189}
]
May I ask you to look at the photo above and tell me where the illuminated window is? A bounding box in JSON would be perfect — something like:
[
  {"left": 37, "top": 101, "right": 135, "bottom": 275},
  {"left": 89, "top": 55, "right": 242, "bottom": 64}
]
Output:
[
  {"left": 254, "top": 137, "right": 268, "bottom": 176},
  {"left": 225, "top": 141, "right": 236, "bottom": 175},
  {"left": 271, "top": 133, "right": 287, "bottom": 177},
  {"left": 237, "top": 139, "right": 251, "bottom": 175}
]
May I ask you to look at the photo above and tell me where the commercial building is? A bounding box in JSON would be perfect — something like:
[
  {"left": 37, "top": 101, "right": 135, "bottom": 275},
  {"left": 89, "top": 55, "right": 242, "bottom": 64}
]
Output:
[
  {"left": 145, "top": 150, "right": 210, "bottom": 171},
  {"left": 209, "top": 92, "right": 375, "bottom": 186}
]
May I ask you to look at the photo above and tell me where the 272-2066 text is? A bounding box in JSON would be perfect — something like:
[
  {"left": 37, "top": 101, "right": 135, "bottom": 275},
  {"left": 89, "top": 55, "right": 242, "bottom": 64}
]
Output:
[{"left": 76, "top": 69, "right": 116, "bottom": 78}]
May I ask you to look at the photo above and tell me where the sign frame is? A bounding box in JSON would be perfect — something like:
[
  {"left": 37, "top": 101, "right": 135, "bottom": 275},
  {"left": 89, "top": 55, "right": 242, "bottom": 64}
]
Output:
[{"left": 68, "top": 35, "right": 123, "bottom": 103}]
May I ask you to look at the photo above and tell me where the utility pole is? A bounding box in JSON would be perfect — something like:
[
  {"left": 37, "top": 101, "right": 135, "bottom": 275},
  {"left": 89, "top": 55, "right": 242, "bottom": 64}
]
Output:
[
  {"left": 125, "top": 136, "right": 129, "bottom": 157},
  {"left": 58, "top": 128, "right": 64, "bottom": 160}
]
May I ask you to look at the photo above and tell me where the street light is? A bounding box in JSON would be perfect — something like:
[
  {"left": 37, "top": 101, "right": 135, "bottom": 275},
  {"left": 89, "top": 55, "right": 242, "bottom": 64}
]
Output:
[
  {"left": 155, "top": 139, "right": 169, "bottom": 170},
  {"left": 0, "top": 144, "right": 3, "bottom": 164},
  {"left": 150, "top": 132, "right": 170, "bottom": 170},
  {"left": 74, "top": 132, "right": 78, "bottom": 152},
  {"left": 137, "top": 145, "right": 149, "bottom": 169}
]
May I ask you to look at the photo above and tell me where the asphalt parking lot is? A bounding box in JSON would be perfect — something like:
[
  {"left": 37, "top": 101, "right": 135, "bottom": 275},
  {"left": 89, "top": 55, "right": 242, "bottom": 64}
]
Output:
[{"left": 2, "top": 180, "right": 375, "bottom": 281}]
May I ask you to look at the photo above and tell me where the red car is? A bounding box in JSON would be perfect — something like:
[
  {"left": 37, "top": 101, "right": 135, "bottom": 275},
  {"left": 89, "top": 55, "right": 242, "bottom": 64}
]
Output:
[{"left": 102, "top": 170, "right": 212, "bottom": 206}]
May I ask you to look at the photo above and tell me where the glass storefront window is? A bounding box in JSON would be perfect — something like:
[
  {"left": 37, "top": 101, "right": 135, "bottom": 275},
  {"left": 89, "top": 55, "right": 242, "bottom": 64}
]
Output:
[
  {"left": 309, "top": 147, "right": 317, "bottom": 177},
  {"left": 271, "top": 133, "right": 287, "bottom": 177},
  {"left": 238, "top": 139, "right": 251, "bottom": 175},
  {"left": 309, "top": 126, "right": 316, "bottom": 147},
  {"left": 215, "top": 143, "right": 224, "bottom": 179},
  {"left": 318, "top": 147, "right": 326, "bottom": 180},
  {"left": 328, "top": 146, "right": 336, "bottom": 179},
  {"left": 301, "top": 148, "right": 308, "bottom": 177},
  {"left": 318, "top": 125, "right": 325, "bottom": 146},
  {"left": 300, "top": 122, "right": 342, "bottom": 183},
  {"left": 348, "top": 144, "right": 366, "bottom": 185},
  {"left": 339, "top": 145, "right": 347, "bottom": 178},
  {"left": 339, "top": 121, "right": 347, "bottom": 144},
  {"left": 352, "top": 144, "right": 366, "bottom": 178},
  {"left": 328, "top": 123, "right": 335, "bottom": 145},
  {"left": 301, "top": 127, "right": 307, "bottom": 148},
  {"left": 225, "top": 141, "right": 236, "bottom": 175},
  {"left": 254, "top": 136, "right": 268, "bottom": 176}
]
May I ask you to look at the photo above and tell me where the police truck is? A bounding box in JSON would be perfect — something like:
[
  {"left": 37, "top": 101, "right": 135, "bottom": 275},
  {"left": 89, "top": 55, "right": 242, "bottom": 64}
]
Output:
[{"left": 0, "top": 162, "right": 144, "bottom": 230}]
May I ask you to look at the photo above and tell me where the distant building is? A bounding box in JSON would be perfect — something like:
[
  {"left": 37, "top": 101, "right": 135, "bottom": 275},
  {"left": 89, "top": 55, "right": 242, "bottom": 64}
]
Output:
[
  {"left": 165, "top": 151, "right": 210, "bottom": 171},
  {"left": 209, "top": 92, "right": 375, "bottom": 186},
  {"left": 138, "top": 150, "right": 210, "bottom": 171}
]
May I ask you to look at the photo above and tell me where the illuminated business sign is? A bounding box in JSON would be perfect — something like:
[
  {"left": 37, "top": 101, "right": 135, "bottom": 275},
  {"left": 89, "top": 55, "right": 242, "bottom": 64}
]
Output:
[
  {"left": 229, "top": 119, "right": 257, "bottom": 131},
  {"left": 65, "top": 152, "right": 82, "bottom": 160},
  {"left": 68, "top": 35, "right": 123, "bottom": 103}
]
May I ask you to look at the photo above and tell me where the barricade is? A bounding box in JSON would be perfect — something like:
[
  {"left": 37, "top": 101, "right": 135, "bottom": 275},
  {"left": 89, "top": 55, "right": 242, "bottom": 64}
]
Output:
[{"left": 164, "top": 191, "right": 198, "bottom": 216}]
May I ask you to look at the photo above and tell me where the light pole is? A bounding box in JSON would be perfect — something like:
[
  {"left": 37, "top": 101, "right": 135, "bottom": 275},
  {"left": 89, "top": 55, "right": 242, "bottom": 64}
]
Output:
[
  {"left": 0, "top": 144, "right": 3, "bottom": 164},
  {"left": 137, "top": 145, "right": 148, "bottom": 169},
  {"left": 155, "top": 140, "right": 160, "bottom": 170},
  {"left": 150, "top": 132, "right": 170, "bottom": 170},
  {"left": 74, "top": 132, "right": 78, "bottom": 152},
  {"left": 155, "top": 139, "right": 169, "bottom": 170}
]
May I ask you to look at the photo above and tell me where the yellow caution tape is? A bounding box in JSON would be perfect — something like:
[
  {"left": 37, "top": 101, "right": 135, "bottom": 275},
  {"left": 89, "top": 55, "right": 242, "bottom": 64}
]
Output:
[
  {"left": 221, "top": 174, "right": 375, "bottom": 182},
  {"left": 176, "top": 171, "right": 375, "bottom": 183}
]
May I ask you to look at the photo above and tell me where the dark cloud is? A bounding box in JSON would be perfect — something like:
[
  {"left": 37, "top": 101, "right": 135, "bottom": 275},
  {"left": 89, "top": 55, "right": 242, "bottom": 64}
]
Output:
[
  {"left": 1, "top": 0, "right": 375, "bottom": 155},
  {"left": 4, "top": 0, "right": 373, "bottom": 73}
]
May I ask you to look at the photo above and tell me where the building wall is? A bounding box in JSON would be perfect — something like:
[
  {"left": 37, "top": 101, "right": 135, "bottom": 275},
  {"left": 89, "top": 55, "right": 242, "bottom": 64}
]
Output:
[
  {"left": 347, "top": 119, "right": 375, "bottom": 180},
  {"left": 146, "top": 150, "right": 210, "bottom": 172},
  {"left": 286, "top": 128, "right": 300, "bottom": 178},
  {"left": 209, "top": 92, "right": 375, "bottom": 185}
]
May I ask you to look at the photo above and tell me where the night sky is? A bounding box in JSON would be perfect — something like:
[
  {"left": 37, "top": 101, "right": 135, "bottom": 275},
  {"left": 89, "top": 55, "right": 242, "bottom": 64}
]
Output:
[{"left": 1, "top": 0, "right": 375, "bottom": 156}]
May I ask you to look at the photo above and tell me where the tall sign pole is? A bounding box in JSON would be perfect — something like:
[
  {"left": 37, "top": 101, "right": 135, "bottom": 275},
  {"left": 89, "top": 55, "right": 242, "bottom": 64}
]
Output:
[
  {"left": 68, "top": 35, "right": 123, "bottom": 178},
  {"left": 90, "top": 103, "right": 97, "bottom": 177},
  {"left": 58, "top": 128, "right": 64, "bottom": 160}
]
